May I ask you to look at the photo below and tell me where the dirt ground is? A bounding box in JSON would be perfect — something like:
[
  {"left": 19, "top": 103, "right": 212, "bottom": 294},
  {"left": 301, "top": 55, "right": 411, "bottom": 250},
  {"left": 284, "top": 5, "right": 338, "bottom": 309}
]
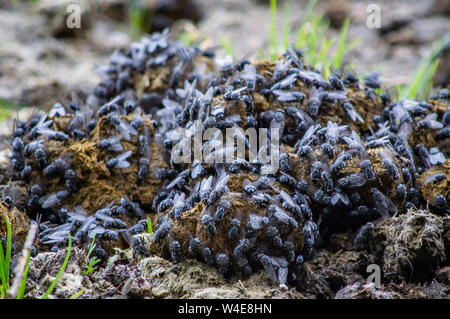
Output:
[
  {"left": 1, "top": 0, "right": 449, "bottom": 123},
  {"left": 19, "top": 209, "right": 449, "bottom": 299}
]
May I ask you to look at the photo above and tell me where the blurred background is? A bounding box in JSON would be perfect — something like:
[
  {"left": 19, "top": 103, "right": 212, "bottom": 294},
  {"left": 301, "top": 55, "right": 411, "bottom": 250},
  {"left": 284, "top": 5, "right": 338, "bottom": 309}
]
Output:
[{"left": 0, "top": 0, "right": 449, "bottom": 136}]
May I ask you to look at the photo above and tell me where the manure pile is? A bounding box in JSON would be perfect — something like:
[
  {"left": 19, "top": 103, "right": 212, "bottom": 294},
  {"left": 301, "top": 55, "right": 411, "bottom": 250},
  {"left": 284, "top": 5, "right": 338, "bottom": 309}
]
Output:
[{"left": 0, "top": 29, "right": 449, "bottom": 289}]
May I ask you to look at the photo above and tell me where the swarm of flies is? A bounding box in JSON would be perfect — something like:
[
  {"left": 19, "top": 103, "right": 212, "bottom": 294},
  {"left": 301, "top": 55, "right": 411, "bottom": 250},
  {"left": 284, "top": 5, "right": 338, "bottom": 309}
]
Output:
[{"left": 2, "top": 29, "right": 449, "bottom": 287}]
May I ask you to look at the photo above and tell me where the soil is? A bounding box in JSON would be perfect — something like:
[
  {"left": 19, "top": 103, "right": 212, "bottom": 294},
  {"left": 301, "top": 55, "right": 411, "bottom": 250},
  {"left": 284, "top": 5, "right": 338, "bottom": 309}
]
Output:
[{"left": 18, "top": 209, "right": 449, "bottom": 299}]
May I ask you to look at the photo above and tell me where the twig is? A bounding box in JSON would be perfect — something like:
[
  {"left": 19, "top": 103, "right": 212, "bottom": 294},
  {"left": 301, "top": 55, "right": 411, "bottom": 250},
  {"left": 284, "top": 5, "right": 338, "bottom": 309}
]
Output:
[
  {"left": 238, "top": 280, "right": 248, "bottom": 296},
  {"left": 7, "top": 222, "right": 38, "bottom": 299}
]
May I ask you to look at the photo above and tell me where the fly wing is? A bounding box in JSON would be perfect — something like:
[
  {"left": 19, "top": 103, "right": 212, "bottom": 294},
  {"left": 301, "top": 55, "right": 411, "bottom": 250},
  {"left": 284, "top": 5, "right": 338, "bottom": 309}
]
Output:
[
  {"left": 214, "top": 172, "right": 230, "bottom": 191},
  {"left": 118, "top": 119, "right": 138, "bottom": 139},
  {"left": 326, "top": 121, "right": 336, "bottom": 139},
  {"left": 277, "top": 259, "right": 289, "bottom": 286},
  {"left": 234, "top": 86, "right": 247, "bottom": 95},
  {"left": 117, "top": 150, "right": 133, "bottom": 161},
  {"left": 166, "top": 175, "right": 183, "bottom": 190},
  {"left": 286, "top": 46, "right": 303, "bottom": 69},
  {"left": 424, "top": 113, "right": 438, "bottom": 121},
  {"left": 201, "top": 87, "right": 214, "bottom": 105},
  {"left": 331, "top": 192, "right": 349, "bottom": 206},
  {"left": 177, "top": 192, "right": 186, "bottom": 205},
  {"left": 300, "top": 124, "right": 320, "bottom": 147},
  {"left": 222, "top": 114, "right": 242, "bottom": 126},
  {"left": 424, "top": 174, "right": 445, "bottom": 185},
  {"left": 36, "top": 128, "right": 57, "bottom": 139},
  {"left": 280, "top": 189, "right": 295, "bottom": 207},
  {"left": 351, "top": 130, "right": 362, "bottom": 145},
  {"left": 279, "top": 73, "right": 297, "bottom": 88},
  {"left": 242, "top": 64, "right": 256, "bottom": 80},
  {"left": 261, "top": 257, "right": 278, "bottom": 282},
  {"left": 78, "top": 216, "right": 96, "bottom": 234},
  {"left": 171, "top": 192, "right": 183, "bottom": 207},
  {"left": 109, "top": 136, "right": 124, "bottom": 152},
  {"left": 72, "top": 206, "right": 88, "bottom": 216},
  {"left": 115, "top": 159, "right": 131, "bottom": 169},
  {"left": 41, "top": 227, "right": 71, "bottom": 245},
  {"left": 162, "top": 98, "right": 182, "bottom": 111},
  {"left": 430, "top": 151, "right": 445, "bottom": 165},
  {"left": 200, "top": 176, "right": 213, "bottom": 192},
  {"left": 110, "top": 50, "right": 133, "bottom": 66},
  {"left": 191, "top": 161, "right": 203, "bottom": 179},
  {"left": 39, "top": 193, "right": 59, "bottom": 209},
  {"left": 270, "top": 116, "right": 284, "bottom": 134},
  {"left": 348, "top": 173, "right": 367, "bottom": 188},
  {"left": 273, "top": 90, "right": 290, "bottom": 102},
  {"left": 353, "top": 109, "right": 364, "bottom": 123},
  {"left": 243, "top": 178, "right": 252, "bottom": 188},
  {"left": 378, "top": 149, "right": 393, "bottom": 163}
]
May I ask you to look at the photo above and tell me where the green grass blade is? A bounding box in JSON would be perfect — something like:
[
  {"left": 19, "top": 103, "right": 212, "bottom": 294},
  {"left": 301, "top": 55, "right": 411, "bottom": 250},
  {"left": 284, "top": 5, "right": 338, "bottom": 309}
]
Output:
[
  {"left": 128, "top": 0, "right": 154, "bottom": 37},
  {"left": 147, "top": 219, "right": 153, "bottom": 234},
  {"left": 269, "top": 0, "right": 279, "bottom": 60},
  {"left": 419, "top": 59, "right": 440, "bottom": 99},
  {"left": 17, "top": 251, "right": 31, "bottom": 299},
  {"left": 130, "top": 6, "right": 145, "bottom": 35},
  {"left": 307, "top": 16, "right": 318, "bottom": 66},
  {"left": 334, "top": 18, "right": 350, "bottom": 69},
  {"left": 295, "top": 22, "right": 309, "bottom": 48},
  {"left": 89, "top": 258, "right": 100, "bottom": 269},
  {"left": 219, "top": 35, "right": 234, "bottom": 56},
  {"left": 5, "top": 216, "right": 11, "bottom": 289},
  {"left": 401, "top": 62, "right": 427, "bottom": 100},
  {"left": 323, "top": 61, "right": 332, "bottom": 79},
  {"left": 42, "top": 234, "right": 72, "bottom": 299},
  {"left": 0, "top": 234, "right": 6, "bottom": 298},
  {"left": 300, "top": 0, "right": 317, "bottom": 27},
  {"left": 399, "top": 33, "right": 448, "bottom": 100},
  {"left": 258, "top": 48, "right": 266, "bottom": 60},
  {"left": 69, "top": 290, "right": 84, "bottom": 299},
  {"left": 0, "top": 215, "right": 12, "bottom": 298},
  {"left": 179, "top": 31, "right": 193, "bottom": 47},
  {"left": 282, "top": 3, "right": 290, "bottom": 51},
  {"left": 318, "top": 37, "right": 335, "bottom": 64},
  {"left": 296, "top": 0, "right": 317, "bottom": 48},
  {"left": 86, "top": 234, "right": 96, "bottom": 260}
]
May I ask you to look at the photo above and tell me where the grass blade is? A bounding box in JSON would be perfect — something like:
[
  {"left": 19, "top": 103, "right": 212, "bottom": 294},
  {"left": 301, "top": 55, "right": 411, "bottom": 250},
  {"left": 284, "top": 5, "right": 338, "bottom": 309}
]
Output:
[
  {"left": 0, "top": 215, "right": 12, "bottom": 298},
  {"left": 282, "top": 3, "right": 290, "bottom": 50},
  {"left": 87, "top": 234, "right": 96, "bottom": 260},
  {"left": 318, "top": 37, "right": 335, "bottom": 65},
  {"left": 334, "top": 18, "right": 350, "bottom": 69},
  {"left": 5, "top": 216, "right": 11, "bottom": 289},
  {"left": 296, "top": 0, "right": 317, "bottom": 47},
  {"left": 17, "top": 251, "right": 30, "bottom": 299},
  {"left": 258, "top": 48, "right": 266, "bottom": 60},
  {"left": 300, "top": 0, "right": 317, "bottom": 27},
  {"left": 295, "top": 22, "right": 308, "bottom": 49},
  {"left": 42, "top": 234, "right": 72, "bottom": 299},
  {"left": 69, "top": 290, "right": 84, "bottom": 299},
  {"left": 399, "top": 33, "right": 448, "bottom": 100},
  {"left": 269, "top": 0, "right": 278, "bottom": 60},
  {"left": 0, "top": 232, "right": 6, "bottom": 298},
  {"left": 147, "top": 219, "right": 153, "bottom": 234},
  {"left": 402, "top": 62, "right": 427, "bottom": 99},
  {"left": 307, "top": 15, "right": 318, "bottom": 66},
  {"left": 219, "top": 35, "right": 234, "bottom": 56},
  {"left": 419, "top": 59, "right": 440, "bottom": 99}
]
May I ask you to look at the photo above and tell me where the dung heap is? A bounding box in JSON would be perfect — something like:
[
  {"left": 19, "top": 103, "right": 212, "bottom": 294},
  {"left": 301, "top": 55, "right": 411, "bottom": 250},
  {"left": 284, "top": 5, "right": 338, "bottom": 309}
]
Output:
[{"left": 1, "top": 29, "right": 449, "bottom": 287}]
